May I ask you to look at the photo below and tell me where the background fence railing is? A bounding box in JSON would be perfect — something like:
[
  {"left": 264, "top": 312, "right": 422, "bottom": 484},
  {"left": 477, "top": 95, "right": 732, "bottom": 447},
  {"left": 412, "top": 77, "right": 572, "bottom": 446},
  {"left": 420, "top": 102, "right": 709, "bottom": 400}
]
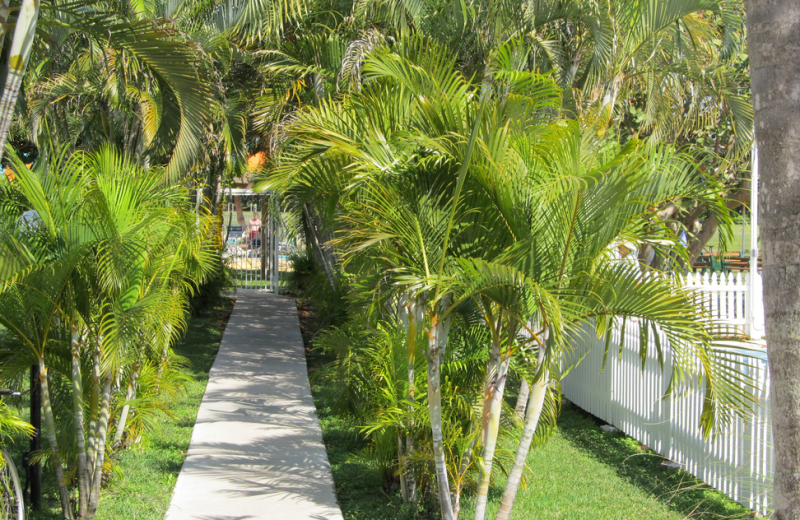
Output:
[
  {"left": 682, "top": 271, "right": 765, "bottom": 339},
  {"left": 561, "top": 274, "right": 772, "bottom": 516},
  {"left": 223, "top": 224, "right": 275, "bottom": 291}
]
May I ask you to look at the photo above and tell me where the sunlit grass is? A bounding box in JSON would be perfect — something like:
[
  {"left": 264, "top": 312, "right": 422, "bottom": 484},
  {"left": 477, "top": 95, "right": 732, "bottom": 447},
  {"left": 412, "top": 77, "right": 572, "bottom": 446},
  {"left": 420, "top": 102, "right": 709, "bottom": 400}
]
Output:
[{"left": 308, "top": 334, "right": 755, "bottom": 520}]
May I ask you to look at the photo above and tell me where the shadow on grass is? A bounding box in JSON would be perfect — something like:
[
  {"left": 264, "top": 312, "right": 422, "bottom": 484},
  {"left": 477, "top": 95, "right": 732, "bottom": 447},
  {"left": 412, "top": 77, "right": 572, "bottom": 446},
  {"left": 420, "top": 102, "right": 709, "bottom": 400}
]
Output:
[{"left": 557, "top": 402, "right": 757, "bottom": 520}]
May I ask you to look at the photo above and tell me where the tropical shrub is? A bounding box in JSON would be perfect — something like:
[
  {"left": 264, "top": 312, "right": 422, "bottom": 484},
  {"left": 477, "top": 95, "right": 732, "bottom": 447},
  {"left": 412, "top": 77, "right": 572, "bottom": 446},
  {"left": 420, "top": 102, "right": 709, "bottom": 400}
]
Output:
[
  {"left": 0, "top": 146, "right": 216, "bottom": 519},
  {"left": 265, "top": 35, "right": 755, "bottom": 520}
]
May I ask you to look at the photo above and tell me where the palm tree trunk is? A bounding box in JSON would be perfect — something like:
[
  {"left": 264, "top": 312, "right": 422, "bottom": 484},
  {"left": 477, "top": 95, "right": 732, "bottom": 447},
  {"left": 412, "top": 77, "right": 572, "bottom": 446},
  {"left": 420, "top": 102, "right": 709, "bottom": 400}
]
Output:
[
  {"left": 514, "top": 379, "right": 529, "bottom": 418},
  {"left": 480, "top": 335, "right": 500, "bottom": 445},
  {"left": 746, "top": 2, "right": 800, "bottom": 516},
  {"left": 303, "top": 204, "right": 337, "bottom": 289},
  {"left": 71, "top": 329, "right": 90, "bottom": 517},
  {"left": 88, "top": 375, "right": 112, "bottom": 516},
  {"left": 39, "top": 360, "right": 73, "bottom": 519},
  {"left": 87, "top": 348, "right": 100, "bottom": 470},
  {"left": 113, "top": 367, "right": 138, "bottom": 446},
  {"left": 427, "top": 312, "right": 455, "bottom": 520},
  {"left": 495, "top": 369, "right": 549, "bottom": 520},
  {"left": 0, "top": 0, "right": 40, "bottom": 164},
  {"left": 473, "top": 349, "right": 511, "bottom": 520},
  {"left": 404, "top": 295, "right": 420, "bottom": 503},
  {"left": 397, "top": 435, "right": 409, "bottom": 503}
]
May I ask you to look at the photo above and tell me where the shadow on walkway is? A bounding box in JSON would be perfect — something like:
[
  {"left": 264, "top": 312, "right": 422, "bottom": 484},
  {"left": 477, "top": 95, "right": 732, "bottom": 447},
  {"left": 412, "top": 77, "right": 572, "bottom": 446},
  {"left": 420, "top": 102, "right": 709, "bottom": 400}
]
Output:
[{"left": 165, "top": 292, "right": 343, "bottom": 520}]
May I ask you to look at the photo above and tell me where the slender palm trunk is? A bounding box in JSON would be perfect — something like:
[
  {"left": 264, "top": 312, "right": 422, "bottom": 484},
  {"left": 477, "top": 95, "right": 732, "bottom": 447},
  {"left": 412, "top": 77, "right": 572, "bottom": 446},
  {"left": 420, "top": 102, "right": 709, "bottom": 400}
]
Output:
[
  {"left": 480, "top": 336, "right": 501, "bottom": 446},
  {"left": 404, "top": 296, "right": 420, "bottom": 503},
  {"left": 397, "top": 435, "right": 409, "bottom": 502},
  {"left": 0, "top": 0, "right": 40, "bottom": 163},
  {"left": 39, "top": 360, "right": 73, "bottom": 519},
  {"left": 87, "top": 348, "right": 100, "bottom": 469},
  {"left": 495, "top": 369, "right": 549, "bottom": 520},
  {"left": 71, "top": 329, "right": 90, "bottom": 517},
  {"left": 88, "top": 375, "right": 112, "bottom": 516},
  {"left": 514, "top": 379, "right": 529, "bottom": 419},
  {"left": 114, "top": 365, "right": 138, "bottom": 446},
  {"left": 747, "top": 2, "right": 800, "bottom": 516},
  {"left": 427, "top": 312, "right": 455, "bottom": 520},
  {"left": 473, "top": 348, "right": 511, "bottom": 520}
]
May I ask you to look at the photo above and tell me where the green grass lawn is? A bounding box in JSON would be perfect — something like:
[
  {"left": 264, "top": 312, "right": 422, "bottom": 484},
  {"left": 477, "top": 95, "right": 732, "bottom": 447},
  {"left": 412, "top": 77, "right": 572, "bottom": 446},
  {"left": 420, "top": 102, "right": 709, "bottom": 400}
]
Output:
[
  {"left": 705, "top": 222, "right": 760, "bottom": 255},
  {"left": 27, "top": 299, "right": 233, "bottom": 520},
  {"left": 302, "top": 307, "right": 756, "bottom": 520},
  {"left": 458, "top": 404, "right": 755, "bottom": 520},
  {"left": 313, "top": 389, "right": 755, "bottom": 520}
]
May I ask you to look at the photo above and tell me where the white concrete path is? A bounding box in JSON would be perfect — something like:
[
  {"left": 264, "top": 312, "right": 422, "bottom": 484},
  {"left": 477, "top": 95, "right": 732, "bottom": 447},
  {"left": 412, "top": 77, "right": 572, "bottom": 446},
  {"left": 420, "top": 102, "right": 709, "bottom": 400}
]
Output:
[{"left": 165, "top": 292, "right": 343, "bottom": 520}]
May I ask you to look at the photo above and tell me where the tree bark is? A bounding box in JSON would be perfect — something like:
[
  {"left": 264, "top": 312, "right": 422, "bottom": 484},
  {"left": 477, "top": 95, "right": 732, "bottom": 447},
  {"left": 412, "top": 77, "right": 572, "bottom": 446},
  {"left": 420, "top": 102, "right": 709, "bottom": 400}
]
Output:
[
  {"left": 514, "top": 379, "right": 529, "bottom": 419},
  {"left": 473, "top": 349, "right": 511, "bottom": 520},
  {"left": 746, "top": 2, "right": 800, "bottom": 518},
  {"left": 405, "top": 295, "right": 420, "bottom": 502},
  {"left": 0, "top": 0, "right": 40, "bottom": 164},
  {"left": 87, "top": 348, "right": 100, "bottom": 470},
  {"left": 234, "top": 195, "right": 245, "bottom": 227},
  {"left": 495, "top": 369, "right": 549, "bottom": 520},
  {"left": 88, "top": 375, "right": 112, "bottom": 516},
  {"left": 71, "top": 329, "right": 90, "bottom": 517},
  {"left": 397, "top": 435, "right": 409, "bottom": 503},
  {"left": 427, "top": 311, "right": 455, "bottom": 520},
  {"left": 113, "top": 367, "right": 139, "bottom": 446},
  {"left": 39, "top": 361, "right": 73, "bottom": 519},
  {"left": 686, "top": 179, "right": 752, "bottom": 263}
]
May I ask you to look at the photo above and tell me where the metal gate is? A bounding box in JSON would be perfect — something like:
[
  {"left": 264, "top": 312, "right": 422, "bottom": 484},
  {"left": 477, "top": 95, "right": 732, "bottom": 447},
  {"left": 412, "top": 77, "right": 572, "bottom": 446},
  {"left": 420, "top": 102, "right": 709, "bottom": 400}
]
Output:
[{"left": 222, "top": 190, "right": 283, "bottom": 292}]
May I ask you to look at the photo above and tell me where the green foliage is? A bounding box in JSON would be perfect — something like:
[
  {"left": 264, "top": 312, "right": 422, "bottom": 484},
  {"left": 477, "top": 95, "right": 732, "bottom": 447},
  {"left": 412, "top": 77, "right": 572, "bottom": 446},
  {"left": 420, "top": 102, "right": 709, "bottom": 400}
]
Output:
[
  {"left": 0, "top": 145, "right": 218, "bottom": 518},
  {"left": 270, "top": 34, "right": 755, "bottom": 520},
  {"left": 25, "top": 299, "right": 232, "bottom": 519},
  {"left": 190, "top": 259, "right": 233, "bottom": 316},
  {"left": 287, "top": 250, "right": 348, "bottom": 331}
]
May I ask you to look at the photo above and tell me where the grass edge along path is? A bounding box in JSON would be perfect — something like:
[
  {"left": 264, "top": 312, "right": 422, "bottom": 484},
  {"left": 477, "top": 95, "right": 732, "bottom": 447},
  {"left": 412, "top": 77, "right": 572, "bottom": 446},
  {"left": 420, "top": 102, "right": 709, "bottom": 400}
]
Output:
[
  {"left": 94, "top": 299, "right": 234, "bottom": 520},
  {"left": 30, "top": 298, "right": 234, "bottom": 519},
  {"left": 297, "top": 299, "right": 757, "bottom": 520}
]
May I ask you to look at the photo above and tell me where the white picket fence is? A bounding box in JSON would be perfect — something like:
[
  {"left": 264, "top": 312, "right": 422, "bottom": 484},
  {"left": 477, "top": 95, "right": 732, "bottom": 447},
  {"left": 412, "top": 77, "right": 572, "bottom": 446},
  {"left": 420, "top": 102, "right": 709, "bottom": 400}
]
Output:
[
  {"left": 561, "top": 272, "right": 773, "bottom": 516},
  {"left": 683, "top": 271, "right": 765, "bottom": 339}
]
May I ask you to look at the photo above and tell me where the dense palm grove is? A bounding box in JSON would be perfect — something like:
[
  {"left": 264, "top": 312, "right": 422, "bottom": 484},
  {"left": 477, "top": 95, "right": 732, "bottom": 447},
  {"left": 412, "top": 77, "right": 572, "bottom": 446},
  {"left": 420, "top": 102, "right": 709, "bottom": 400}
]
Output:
[{"left": 0, "top": 0, "right": 757, "bottom": 519}]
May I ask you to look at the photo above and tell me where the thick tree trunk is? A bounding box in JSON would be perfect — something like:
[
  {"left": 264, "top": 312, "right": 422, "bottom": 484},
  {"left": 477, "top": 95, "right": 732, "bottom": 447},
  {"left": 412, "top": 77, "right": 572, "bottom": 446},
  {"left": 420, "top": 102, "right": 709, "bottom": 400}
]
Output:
[
  {"left": 427, "top": 311, "right": 455, "bottom": 520},
  {"left": 495, "top": 369, "right": 550, "bottom": 520},
  {"left": 234, "top": 195, "right": 245, "bottom": 227},
  {"left": 746, "top": 2, "right": 800, "bottom": 518},
  {"left": 39, "top": 360, "right": 73, "bottom": 519}
]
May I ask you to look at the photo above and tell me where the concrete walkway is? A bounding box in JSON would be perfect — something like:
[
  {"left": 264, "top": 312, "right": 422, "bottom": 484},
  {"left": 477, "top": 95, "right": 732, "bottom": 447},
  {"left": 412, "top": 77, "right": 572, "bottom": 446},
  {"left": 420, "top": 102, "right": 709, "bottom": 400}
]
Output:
[{"left": 165, "top": 292, "right": 343, "bottom": 520}]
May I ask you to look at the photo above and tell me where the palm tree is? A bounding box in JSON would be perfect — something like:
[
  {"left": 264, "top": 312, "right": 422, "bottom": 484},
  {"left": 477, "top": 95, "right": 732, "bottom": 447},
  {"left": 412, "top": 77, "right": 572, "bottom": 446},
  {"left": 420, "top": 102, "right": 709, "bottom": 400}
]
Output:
[
  {"left": 745, "top": 0, "right": 800, "bottom": 517},
  {"left": 6, "top": 2, "right": 215, "bottom": 181},
  {"left": 466, "top": 118, "right": 753, "bottom": 520},
  {"left": 0, "top": 0, "right": 40, "bottom": 162},
  {"left": 0, "top": 145, "right": 215, "bottom": 519},
  {"left": 267, "top": 36, "right": 756, "bottom": 519}
]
